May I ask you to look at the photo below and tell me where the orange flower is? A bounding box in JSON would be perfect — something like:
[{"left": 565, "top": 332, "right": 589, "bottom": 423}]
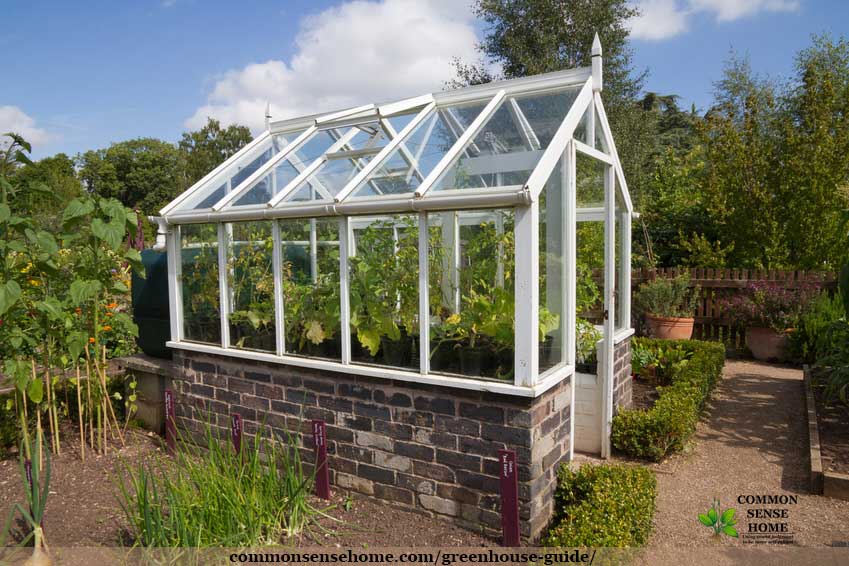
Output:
[
  {"left": 102, "top": 325, "right": 112, "bottom": 332},
  {"left": 105, "top": 312, "right": 113, "bottom": 317},
  {"left": 88, "top": 337, "right": 96, "bottom": 344},
  {"left": 75, "top": 307, "right": 82, "bottom": 315},
  {"left": 106, "top": 302, "right": 118, "bottom": 310}
]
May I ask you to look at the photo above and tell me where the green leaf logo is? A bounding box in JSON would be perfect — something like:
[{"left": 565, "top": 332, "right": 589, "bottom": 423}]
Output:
[{"left": 697, "top": 499, "right": 739, "bottom": 538}]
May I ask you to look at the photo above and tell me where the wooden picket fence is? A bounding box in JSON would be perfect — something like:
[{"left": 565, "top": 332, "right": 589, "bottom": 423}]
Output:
[{"left": 631, "top": 267, "right": 837, "bottom": 351}]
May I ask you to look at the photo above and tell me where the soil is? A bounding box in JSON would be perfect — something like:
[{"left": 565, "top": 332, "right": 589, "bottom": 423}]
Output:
[
  {"left": 631, "top": 375, "right": 662, "bottom": 410},
  {"left": 645, "top": 360, "right": 849, "bottom": 547},
  {"left": 812, "top": 377, "right": 849, "bottom": 475},
  {"left": 0, "top": 424, "right": 492, "bottom": 548}
]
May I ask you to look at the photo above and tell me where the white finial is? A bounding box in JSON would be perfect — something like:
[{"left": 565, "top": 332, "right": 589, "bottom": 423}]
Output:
[
  {"left": 592, "top": 32, "right": 603, "bottom": 92},
  {"left": 264, "top": 102, "right": 272, "bottom": 130}
]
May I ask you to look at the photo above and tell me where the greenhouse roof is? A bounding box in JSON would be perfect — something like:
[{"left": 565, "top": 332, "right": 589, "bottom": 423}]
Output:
[{"left": 161, "top": 44, "right": 631, "bottom": 224}]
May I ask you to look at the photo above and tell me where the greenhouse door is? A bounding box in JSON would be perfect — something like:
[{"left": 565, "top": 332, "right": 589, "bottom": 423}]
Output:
[{"left": 573, "top": 159, "right": 615, "bottom": 458}]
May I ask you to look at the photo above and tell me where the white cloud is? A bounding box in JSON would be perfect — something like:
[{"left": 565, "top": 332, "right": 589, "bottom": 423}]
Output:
[
  {"left": 630, "top": 0, "right": 801, "bottom": 41},
  {"left": 185, "top": 0, "right": 479, "bottom": 133},
  {"left": 630, "top": 0, "right": 689, "bottom": 41},
  {"left": 0, "top": 106, "right": 54, "bottom": 148}
]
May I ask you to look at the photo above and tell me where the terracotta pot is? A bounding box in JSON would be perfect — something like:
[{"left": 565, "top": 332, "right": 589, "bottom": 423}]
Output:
[
  {"left": 645, "top": 314, "right": 694, "bottom": 340},
  {"left": 745, "top": 327, "right": 787, "bottom": 362}
]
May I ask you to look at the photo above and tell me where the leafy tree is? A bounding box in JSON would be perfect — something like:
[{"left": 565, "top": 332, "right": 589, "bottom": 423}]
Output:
[
  {"left": 78, "top": 138, "right": 183, "bottom": 216},
  {"left": 179, "top": 118, "right": 252, "bottom": 189},
  {"left": 777, "top": 35, "right": 849, "bottom": 269}
]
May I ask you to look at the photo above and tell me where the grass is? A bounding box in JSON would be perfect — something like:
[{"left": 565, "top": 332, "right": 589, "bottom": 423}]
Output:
[{"left": 115, "top": 418, "right": 329, "bottom": 547}]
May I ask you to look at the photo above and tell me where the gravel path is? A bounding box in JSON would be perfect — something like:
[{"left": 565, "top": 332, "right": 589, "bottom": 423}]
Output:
[{"left": 648, "top": 360, "right": 849, "bottom": 547}]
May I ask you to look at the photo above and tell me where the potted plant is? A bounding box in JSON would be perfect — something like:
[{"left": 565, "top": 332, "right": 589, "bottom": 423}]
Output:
[
  {"left": 721, "top": 281, "right": 819, "bottom": 362},
  {"left": 575, "top": 318, "right": 602, "bottom": 374},
  {"left": 634, "top": 273, "right": 699, "bottom": 340}
]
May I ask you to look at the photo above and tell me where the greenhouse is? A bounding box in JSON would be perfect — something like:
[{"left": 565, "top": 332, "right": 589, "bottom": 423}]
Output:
[
  {"left": 161, "top": 36, "right": 632, "bottom": 391},
  {"left": 156, "top": 37, "right": 633, "bottom": 537}
]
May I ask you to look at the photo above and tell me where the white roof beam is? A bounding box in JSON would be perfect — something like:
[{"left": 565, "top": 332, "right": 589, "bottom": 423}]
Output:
[
  {"left": 594, "top": 92, "right": 633, "bottom": 213},
  {"left": 507, "top": 98, "right": 541, "bottom": 151}
]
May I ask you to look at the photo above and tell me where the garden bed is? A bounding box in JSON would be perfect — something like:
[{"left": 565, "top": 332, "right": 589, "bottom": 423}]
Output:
[
  {"left": 805, "top": 366, "right": 849, "bottom": 500},
  {"left": 630, "top": 376, "right": 661, "bottom": 411},
  {"left": 0, "top": 425, "right": 492, "bottom": 548}
]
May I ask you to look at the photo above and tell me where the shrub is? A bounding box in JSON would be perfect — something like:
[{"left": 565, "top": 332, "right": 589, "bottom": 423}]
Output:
[
  {"left": 544, "top": 463, "right": 656, "bottom": 547},
  {"left": 718, "top": 281, "right": 820, "bottom": 333},
  {"left": 634, "top": 274, "right": 699, "bottom": 318},
  {"left": 611, "top": 338, "right": 725, "bottom": 461},
  {"left": 787, "top": 291, "right": 844, "bottom": 364}
]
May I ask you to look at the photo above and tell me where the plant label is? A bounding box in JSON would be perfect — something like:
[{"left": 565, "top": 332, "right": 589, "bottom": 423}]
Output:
[
  {"left": 498, "top": 448, "right": 520, "bottom": 547},
  {"left": 231, "top": 413, "right": 243, "bottom": 455},
  {"left": 312, "top": 419, "right": 330, "bottom": 500},
  {"left": 164, "top": 388, "right": 175, "bottom": 454}
]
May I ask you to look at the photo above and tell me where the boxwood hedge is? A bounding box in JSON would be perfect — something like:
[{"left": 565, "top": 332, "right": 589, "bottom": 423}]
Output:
[
  {"left": 543, "top": 463, "right": 657, "bottom": 547},
  {"left": 611, "top": 338, "right": 725, "bottom": 461}
]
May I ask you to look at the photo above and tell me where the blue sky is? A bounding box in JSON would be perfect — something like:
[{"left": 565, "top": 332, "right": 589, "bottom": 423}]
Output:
[{"left": 1, "top": 0, "right": 847, "bottom": 159}]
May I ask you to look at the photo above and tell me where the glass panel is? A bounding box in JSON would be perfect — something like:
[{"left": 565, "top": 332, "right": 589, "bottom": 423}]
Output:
[
  {"left": 280, "top": 218, "right": 341, "bottom": 360},
  {"left": 539, "top": 158, "right": 567, "bottom": 373},
  {"left": 431, "top": 87, "right": 580, "bottom": 192},
  {"left": 349, "top": 215, "right": 419, "bottom": 370},
  {"left": 226, "top": 222, "right": 275, "bottom": 352},
  {"left": 180, "top": 141, "right": 276, "bottom": 210},
  {"left": 180, "top": 223, "right": 221, "bottom": 344},
  {"left": 615, "top": 181, "right": 627, "bottom": 331},
  {"left": 429, "top": 209, "right": 515, "bottom": 380},
  {"left": 282, "top": 122, "right": 395, "bottom": 203},
  {"left": 576, "top": 151, "right": 605, "bottom": 209},
  {"left": 231, "top": 128, "right": 336, "bottom": 207},
  {"left": 350, "top": 102, "right": 488, "bottom": 198},
  {"left": 573, "top": 103, "right": 591, "bottom": 145},
  {"left": 594, "top": 108, "right": 610, "bottom": 154}
]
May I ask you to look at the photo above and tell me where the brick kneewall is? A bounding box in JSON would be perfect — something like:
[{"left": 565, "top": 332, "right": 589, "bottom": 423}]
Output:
[
  {"left": 171, "top": 350, "right": 572, "bottom": 542},
  {"left": 612, "top": 337, "right": 632, "bottom": 413}
]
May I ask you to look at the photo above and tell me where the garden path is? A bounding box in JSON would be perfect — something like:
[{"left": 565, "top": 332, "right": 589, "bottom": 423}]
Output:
[{"left": 647, "top": 360, "right": 849, "bottom": 547}]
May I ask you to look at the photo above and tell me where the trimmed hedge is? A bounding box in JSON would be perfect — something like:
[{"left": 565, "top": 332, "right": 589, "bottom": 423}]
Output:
[
  {"left": 611, "top": 338, "right": 725, "bottom": 461},
  {"left": 543, "top": 463, "right": 657, "bottom": 547}
]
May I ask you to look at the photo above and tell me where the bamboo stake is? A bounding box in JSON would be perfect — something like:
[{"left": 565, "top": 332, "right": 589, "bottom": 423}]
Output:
[
  {"left": 19, "top": 390, "right": 31, "bottom": 461},
  {"left": 36, "top": 408, "right": 43, "bottom": 470},
  {"left": 97, "top": 346, "right": 124, "bottom": 447},
  {"left": 85, "top": 352, "right": 94, "bottom": 451},
  {"left": 44, "top": 370, "right": 57, "bottom": 455},
  {"left": 76, "top": 364, "right": 85, "bottom": 462}
]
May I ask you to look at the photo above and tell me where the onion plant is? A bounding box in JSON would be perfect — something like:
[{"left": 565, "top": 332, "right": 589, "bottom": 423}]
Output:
[
  {"left": 1, "top": 436, "right": 52, "bottom": 566},
  {"left": 116, "top": 419, "right": 327, "bottom": 547}
]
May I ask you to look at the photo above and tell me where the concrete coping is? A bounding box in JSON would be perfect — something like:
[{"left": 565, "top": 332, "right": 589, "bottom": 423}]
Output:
[{"left": 116, "top": 354, "right": 176, "bottom": 377}]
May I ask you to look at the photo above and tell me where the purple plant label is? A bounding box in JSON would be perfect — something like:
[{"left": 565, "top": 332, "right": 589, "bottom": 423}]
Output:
[
  {"left": 24, "top": 460, "right": 32, "bottom": 490},
  {"left": 231, "top": 413, "right": 243, "bottom": 454},
  {"left": 164, "top": 389, "right": 175, "bottom": 454},
  {"left": 312, "top": 420, "right": 330, "bottom": 500},
  {"left": 498, "top": 449, "right": 520, "bottom": 547}
]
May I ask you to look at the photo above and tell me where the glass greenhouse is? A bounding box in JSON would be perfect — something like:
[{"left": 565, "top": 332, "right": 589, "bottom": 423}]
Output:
[{"left": 159, "top": 39, "right": 633, "bottom": 401}]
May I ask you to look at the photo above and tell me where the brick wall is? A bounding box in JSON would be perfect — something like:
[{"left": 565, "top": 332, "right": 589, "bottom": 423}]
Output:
[
  {"left": 612, "top": 337, "right": 632, "bottom": 413},
  {"left": 170, "top": 350, "right": 572, "bottom": 542}
]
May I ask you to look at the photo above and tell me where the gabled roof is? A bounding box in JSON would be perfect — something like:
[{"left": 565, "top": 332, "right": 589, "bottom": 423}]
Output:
[{"left": 161, "top": 63, "right": 631, "bottom": 224}]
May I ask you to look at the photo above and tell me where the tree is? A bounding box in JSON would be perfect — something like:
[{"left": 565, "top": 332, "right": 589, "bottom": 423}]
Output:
[
  {"left": 179, "top": 118, "right": 252, "bottom": 189},
  {"left": 78, "top": 138, "right": 183, "bottom": 216},
  {"left": 777, "top": 35, "right": 849, "bottom": 269}
]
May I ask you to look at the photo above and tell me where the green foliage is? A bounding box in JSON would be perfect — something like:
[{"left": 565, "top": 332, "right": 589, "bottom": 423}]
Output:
[
  {"left": 116, "top": 420, "right": 324, "bottom": 547},
  {"left": 631, "top": 339, "right": 693, "bottom": 384},
  {"left": 575, "top": 318, "right": 601, "bottom": 365},
  {"left": 611, "top": 339, "right": 725, "bottom": 461},
  {"left": 814, "top": 320, "right": 849, "bottom": 406},
  {"left": 543, "top": 463, "right": 656, "bottom": 548},
  {"left": 1, "top": 436, "right": 51, "bottom": 555},
  {"left": 788, "top": 291, "right": 845, "bottom": 364},
  {"left": 840, "top": 262, "right": 849, "bottom": 320},
  {"left": 633, "top": 274, "right": 699, "bottom": 318}
]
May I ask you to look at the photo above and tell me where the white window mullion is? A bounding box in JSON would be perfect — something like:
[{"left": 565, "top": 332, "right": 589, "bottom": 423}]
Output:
[
  {"left": 217, "top": 223, "right": 231, "bottom": 349},
  {"left": 168, "top": 225, "right": 183, "bottom": 342},
  {"left": 339, "top": 217, "right": 352, "bottom": 364},
  {"left": 418, "top": 212, "right": 430, "bottom": 375},
  {"left": 514, "top": 203, "right": 539, "bottom": 387}
]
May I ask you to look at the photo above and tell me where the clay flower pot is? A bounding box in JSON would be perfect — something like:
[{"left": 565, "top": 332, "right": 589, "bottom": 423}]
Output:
[
  {"left": 745, "top": 326, "right": 787, "bottom": 362},
  {"left": 645, "top": 314, "right": 694, "bottom": 340}
]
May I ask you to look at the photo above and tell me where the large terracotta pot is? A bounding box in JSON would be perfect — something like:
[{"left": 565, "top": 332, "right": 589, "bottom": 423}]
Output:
[
  {"left": 746, "top": 327, "right": 787, "bottom": 362},
  {"left": 645, "top": 314, "right": 694, "bottom": 340}
]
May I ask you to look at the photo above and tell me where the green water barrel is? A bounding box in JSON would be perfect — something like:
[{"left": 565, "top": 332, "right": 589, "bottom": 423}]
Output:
[{"left": 131, "top": 249, "right": 172, "bottom": 359}]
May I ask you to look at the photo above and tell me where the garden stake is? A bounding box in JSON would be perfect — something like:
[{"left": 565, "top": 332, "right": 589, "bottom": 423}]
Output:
[
  {"left": 85, "top": 357, "right": 93, "bottom": 451},
  {"left": 98, "top": 345, "right": 124, "bottom": 446},
  {"left": 75, "top": 365, "right": 85, "bottom": 462},
  {"left": 19, "top": 390, "right": 31, "bottom": 461},
  {"left": 498, "top": 449, "right": 520, "bottom": 547},
  {"left": 43, "top": 371, "right": 57, "bottom": 456}
]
